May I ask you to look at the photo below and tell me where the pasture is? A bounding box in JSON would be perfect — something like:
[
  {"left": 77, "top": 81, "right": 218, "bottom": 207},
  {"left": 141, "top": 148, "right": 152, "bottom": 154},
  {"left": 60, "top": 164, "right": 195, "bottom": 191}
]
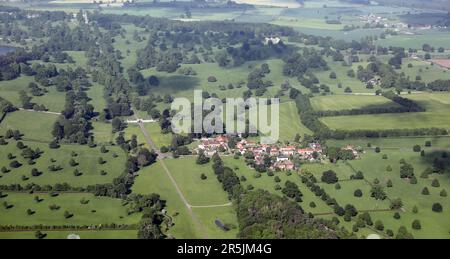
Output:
[
  {"left": 311, "top": 95, "right": 400, "bottom": 111},
  {"left": 348, "top": 148, "right": 450, "bottom": 238},
  {"left": 0, "top": 192, "right": 141, "bottom": 226},
  {"left": 320, "top": 93, "right": 450, "bottom": 131},
  {"left": 0, "top": 229, "right": 138, "bottom": 239},
  {"left": 0, "top": 139, "right": 126, "bottom": 187},
  {"left": 132, "top": 159, "right": 238, "bottom": 239},
  {"left": 0, "top": 111, "right": 58, "bottom": 142}
]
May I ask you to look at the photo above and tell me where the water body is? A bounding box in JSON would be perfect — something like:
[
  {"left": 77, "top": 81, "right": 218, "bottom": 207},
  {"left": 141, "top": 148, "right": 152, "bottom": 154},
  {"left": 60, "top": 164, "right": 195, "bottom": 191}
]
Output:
[{"left": 0, "top": 45, "right": 16, "bottom": 56}]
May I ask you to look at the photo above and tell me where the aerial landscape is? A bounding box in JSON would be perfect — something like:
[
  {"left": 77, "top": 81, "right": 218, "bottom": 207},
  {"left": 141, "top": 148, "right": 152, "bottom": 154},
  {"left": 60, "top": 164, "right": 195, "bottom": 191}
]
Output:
[{"left": 0, "top": 0, "right": 449, "bottom": 241}]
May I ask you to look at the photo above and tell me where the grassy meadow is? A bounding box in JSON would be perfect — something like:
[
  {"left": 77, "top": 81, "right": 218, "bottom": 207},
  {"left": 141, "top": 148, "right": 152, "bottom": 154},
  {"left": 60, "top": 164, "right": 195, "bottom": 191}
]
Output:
[{"left": 0, "top": 139, "right": 126, "bottom": 187}]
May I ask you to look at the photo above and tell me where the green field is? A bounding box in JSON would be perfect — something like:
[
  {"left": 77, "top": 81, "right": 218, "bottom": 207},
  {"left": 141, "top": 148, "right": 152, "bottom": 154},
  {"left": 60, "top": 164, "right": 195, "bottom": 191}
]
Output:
[
  {"left": 347, "top": 148, "right": 450, "bottom": 238},
  {"left": 277, "top": 101, "right": 312, "bottom": 141},
  {"left": 321, "top": 93, "right": 450, "bottom": 131},
  {"left": 132, "top": 158, "right": 238, "bottom": 239},
  {"left": 141, "top": 59, "right": 295, "bottom": 102},
  {"left": 223, "top": 156, "right": 333, "bottom": 215},
  {"left": 402, "top": 59, "right": 450, "bottom": 83},
  {"left": 0, "top": 229, "right": 138, "bottom": 239},
  {"left": 0, "top": 139, "right": 126, "bottom": 187},
  {"left": 311, "top": 95, "right": 401, "bottom": 111},
  {"left": 0, "top": 192, "right": 141, "bottom": 226},
  {"left": 0, "top": 111, "right": 58, "bottom": 142},
  {"left": 327, "top": 136, "right": 450, "bottom": 149}
]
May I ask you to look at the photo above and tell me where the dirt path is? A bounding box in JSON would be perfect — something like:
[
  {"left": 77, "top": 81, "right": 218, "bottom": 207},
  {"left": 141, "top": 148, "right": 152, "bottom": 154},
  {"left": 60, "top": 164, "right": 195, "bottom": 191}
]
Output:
[
  {"left": 18, "top": 108, "right": 61, "bottom": 115},
  {"left": 191, "top": 203, "right": 233, "bottom": 208},
  {"left": 135, "top": 119, "right": 211, "bottom": 238}
]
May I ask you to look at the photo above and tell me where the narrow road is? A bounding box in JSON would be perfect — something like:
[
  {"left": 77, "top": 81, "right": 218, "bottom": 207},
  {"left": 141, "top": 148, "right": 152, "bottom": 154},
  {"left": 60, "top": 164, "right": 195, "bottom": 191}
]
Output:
[
  {"left": 18, "top": 108, "right": 61, "bottom": 115},
  {"left": 190, "top": 202, "right": 233, "bottom": 208},
  {"left": 135, "top": 118, "right": 210, "bottom": 238}
]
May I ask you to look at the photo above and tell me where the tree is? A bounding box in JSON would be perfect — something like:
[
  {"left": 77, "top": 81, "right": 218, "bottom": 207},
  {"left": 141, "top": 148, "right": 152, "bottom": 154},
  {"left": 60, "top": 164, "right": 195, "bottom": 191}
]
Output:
[
  {"left": 282, "top": 181, "right": 302, "bottom": 200},
  {"left": 431, "top": 179, "right": 440, "bottom": 188},
  {"left": 432, "top": 203, "right": 443, "bottom": 213},
  {"left": 387, "top": 179, "right": 393, "bottom": 187},
  {"left": 413, "top": 145, "right": 421, "bottom": 152},
  {"left": 412, "top": 220, "right": 421, "bottom": 230},
  {"left": 440, "top": 189, "right": 447, "bottom": 197},
  {"left": 344, "top": 204, "right": 358, "bottom": 217},
  {"left": 196, "top": 152, "right": 210, "bottom": 165},
  {"left": 329, "top": 71, "right": 337, "bottom": 79},
  {"left": 412, "top": 205, "right": 419, "bottom": 214},
  {"left": 321, "top": 170, "right": 338, "bottom": 184},
  {"left": 64, "top": 211, "right": 73, "bottom": 219},
  {"left": 370, "top": 185, "right": 387, "bottom": 200},
  {"left": 422, "top": 187, "right": 430, "bottom": 195},
  {"left": 100, "top": 145, "right": 108, "bottom": 153},
  {"left": 390, "top": 198, "right": 403, "bottom": 210},
  {"left": 112, "top": 117, "right": 126, "bottom": 133},
  {"left": 137, "top": 148, "right": 157, "bottom": 167},
  {"left": 375, "top": 147, "right": 381, "bottom": 153},
  {"left": 200, "top": 173, "right": 207, "bottom": 180},
  {"left": 137, "top": 218, "right": 164, "bottom": 239},
  {"left": 396, "top": 226, "right": 414, "bottom": 239},
  {"left": 400, "top": 162, "right": 414, "bottom": 179},
  {"left": 35, "top": 231, "right": 46, "bottom": 239},
  {"left": 335, "top": 183, "right": 341, "bottom": 190},
  {"left": 375, "top": 220, "right": 384, "bottom": 231},
  {"left": 354, "top": 189, "right": 363, "bottom": 197}
]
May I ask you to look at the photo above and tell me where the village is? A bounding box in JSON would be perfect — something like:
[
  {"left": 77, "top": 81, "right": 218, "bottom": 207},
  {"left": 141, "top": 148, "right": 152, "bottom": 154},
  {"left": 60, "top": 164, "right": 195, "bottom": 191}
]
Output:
[{"left": 194, "top": 135, "right": 361, "bottom": 171}]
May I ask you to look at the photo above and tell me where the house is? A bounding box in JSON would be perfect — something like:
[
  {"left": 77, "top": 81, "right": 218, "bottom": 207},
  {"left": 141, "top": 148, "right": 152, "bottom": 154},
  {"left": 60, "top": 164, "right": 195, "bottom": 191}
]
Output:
[
  {"left": 277, "top": 155, "right": 289, "bottom": 162},
  {"left": 280, "top": 146, "right": 296, "bottom": 156},
  {"left": 274, "top": 160, "right": 294, "bottom": 170},
  {"left": 298, "top": 148, "right": 315, "bottom": 157},
  {"left": 342, "top": 145, "right": 359, "bottom": 157},
  {"left": 264, "top": 37, "right": 281, "bottom": 45},
  {"left": 270, "top": 147, "right": 279, "bottom": 156}
]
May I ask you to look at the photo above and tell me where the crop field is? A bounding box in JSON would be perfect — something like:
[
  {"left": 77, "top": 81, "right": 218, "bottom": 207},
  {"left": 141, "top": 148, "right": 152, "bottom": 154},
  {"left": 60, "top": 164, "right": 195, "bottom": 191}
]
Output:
[
  {"left": 0, "top": 139, "right": 126, "bottom": 187},
  {"left": 234, "top": 0, "right": 302, "bottom": 8},
  {"left": 320, "top": 93, "right": 450, "bottom": 131},
  {"left": 0, "top": 192, "right": 141, "bottom": 226},
  {"left": 311, "top": 95, "right": 400, "bottom": 111},
  {"left": 379, "top": 30, "right": 450, "bottom": 50},
  {"left": 272, "top": 101, "right": 312, "bottom": 141}
]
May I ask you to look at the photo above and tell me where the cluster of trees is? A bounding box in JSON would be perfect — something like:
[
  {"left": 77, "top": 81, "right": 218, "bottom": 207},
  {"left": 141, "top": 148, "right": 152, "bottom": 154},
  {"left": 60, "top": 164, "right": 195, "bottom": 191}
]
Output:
[
  {"left": 246, "top": 63, "right": 272, "bottom": 90},
  {"left": 89, "top": 144, "right": 157, "bottom": 198},
  {"left": 0, "top": 96, "right": 16, "bottom": 118},
  {"left": 282, "top": 49, "right": 328, "bottom": 79},
  {"left": 427, "top": 79, "right": 450, "bottom": 91},
  {"left": 52, "top": 76, "right": 95, "bottom": 144},
  {"left": 237, "top": 189, "right": 349, "bottom": 239},
  {"left": 124, "top": 193, "right": 166, "bottom": 239},
  {"left": 301, "top": 172, "right": 350, "bottom": 218}
]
